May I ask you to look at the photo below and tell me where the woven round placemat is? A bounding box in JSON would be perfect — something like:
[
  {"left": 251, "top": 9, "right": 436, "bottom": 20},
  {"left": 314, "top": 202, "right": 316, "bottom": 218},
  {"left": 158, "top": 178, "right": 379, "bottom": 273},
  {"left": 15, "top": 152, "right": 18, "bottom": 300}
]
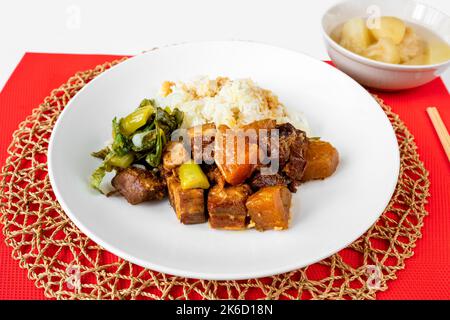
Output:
[{"left": 0, "top": 58, "right": 430, "bottom": 300}]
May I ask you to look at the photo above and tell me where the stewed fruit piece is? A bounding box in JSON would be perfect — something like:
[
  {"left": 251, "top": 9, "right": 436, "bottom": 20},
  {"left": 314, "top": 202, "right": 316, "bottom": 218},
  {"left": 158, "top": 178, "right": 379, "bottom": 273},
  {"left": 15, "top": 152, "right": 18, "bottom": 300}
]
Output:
[
  {"left": 302, "top": 139, "right": 339, "bottom": 182},
  {"left": 368, "top": 16, "right": 406, "bottom": 45},
  {"left": 214, "top": 125, "right": 258, "bottom": 186},
  {"left": 364, "top": 38, "right": 401, "bottom": 64},
  {"left": 246, "top": 186, "right": 292, "bottom": 231},
  {"left": 339, "top": 17, "right": 373, "bottom": 54}
]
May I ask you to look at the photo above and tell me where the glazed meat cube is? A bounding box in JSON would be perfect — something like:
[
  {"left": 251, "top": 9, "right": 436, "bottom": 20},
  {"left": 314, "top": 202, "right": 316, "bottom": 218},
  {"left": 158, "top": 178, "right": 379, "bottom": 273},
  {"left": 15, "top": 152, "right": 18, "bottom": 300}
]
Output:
[
  {"left": 166, "top": 175, "right": 206, "bottom": 224},
  {"left": 302, "top": 139, "right": 339, "bottom": 182},
  {"left": 276, "top": 123, "right": 308, "bottom": 181},
  {"left": 188, "top": 123, "right": 216, "bottom": 163},
  {"left": 207, "top": 184, "right": 252, "bottom": 230},
  {"left": 204, "top": 164, "right": 226, "bottom": 188},
  {"left": 246, "top": 186, "right": 292, "bottom": 231},
  {"left": 162, "top": 141, "right": 190, "bottom": 170},
  {"left": 112, "top": 167, "right": 167, "bottom": 205}
]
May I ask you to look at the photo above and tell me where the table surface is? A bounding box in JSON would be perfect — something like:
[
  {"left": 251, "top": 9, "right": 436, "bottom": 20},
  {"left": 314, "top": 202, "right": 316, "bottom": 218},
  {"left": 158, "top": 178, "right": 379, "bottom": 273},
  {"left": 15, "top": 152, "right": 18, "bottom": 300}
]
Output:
[{"left": 0, "top": 0, "right": 450, "bottom": 92}]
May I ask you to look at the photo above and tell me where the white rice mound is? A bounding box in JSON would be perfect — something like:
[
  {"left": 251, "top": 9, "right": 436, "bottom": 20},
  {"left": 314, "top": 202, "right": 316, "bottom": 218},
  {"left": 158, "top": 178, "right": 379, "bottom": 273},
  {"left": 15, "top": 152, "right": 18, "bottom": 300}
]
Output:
[{"left": 155, "top": 76, "right": 310, "bottom": 135}]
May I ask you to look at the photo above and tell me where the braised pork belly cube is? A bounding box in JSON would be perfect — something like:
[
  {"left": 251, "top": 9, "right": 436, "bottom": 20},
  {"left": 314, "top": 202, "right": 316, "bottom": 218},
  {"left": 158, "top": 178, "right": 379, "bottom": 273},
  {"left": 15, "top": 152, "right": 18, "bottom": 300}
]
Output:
[
  {"left": 162, "top": 141, "right": 190, "bottom": 171},
  {"left": 188, "top": 123, "right": 216, "bottom": 163},
  {"left": 166, "top": 175, "right": 206, "bottom": 224},
  {"left": 204, "top": 164, "right": 226, "bottom": 188},
  {"left": 302, "top": 139, "right": 339, "bottom": 182},
  {"left": 111, "top": 167, "right": 166, "bottom": 205},
  {"left": 245, "top": 186, "right": 292, "bottom": 231},
  {"left": 276, "top": 123, "right": 309, "bottom": 182},
  {"left": 207, "top": 184, "right": 252, "bottom": 230}
]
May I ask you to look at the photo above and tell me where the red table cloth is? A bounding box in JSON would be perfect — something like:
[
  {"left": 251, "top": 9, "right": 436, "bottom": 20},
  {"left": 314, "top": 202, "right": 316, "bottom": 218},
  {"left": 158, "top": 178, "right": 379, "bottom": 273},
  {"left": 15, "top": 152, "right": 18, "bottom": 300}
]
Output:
[{"left": 0, "top": 53, "right": 449, "bottom": 300}]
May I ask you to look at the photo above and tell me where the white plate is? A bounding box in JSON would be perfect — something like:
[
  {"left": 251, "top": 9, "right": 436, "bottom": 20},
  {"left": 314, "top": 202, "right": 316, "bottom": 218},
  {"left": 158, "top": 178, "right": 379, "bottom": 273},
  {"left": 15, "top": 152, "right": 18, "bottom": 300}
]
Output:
[{"left": 48, "top": 41, "right": 399, "bottom": 280}]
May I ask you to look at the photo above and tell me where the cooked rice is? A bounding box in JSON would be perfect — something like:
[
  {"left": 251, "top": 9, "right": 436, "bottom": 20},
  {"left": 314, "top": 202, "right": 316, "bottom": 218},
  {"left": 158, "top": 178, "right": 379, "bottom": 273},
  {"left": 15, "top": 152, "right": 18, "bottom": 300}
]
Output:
[{"left": 154, "top": 77, "right": 310, "bottom": 135}]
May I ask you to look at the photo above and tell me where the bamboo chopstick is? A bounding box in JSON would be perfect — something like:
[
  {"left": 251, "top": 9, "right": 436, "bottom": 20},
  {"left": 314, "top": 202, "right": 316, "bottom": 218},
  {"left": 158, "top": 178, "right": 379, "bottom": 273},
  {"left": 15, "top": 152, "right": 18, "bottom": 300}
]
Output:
[{"left": 426, "top": 107, "right": 450, "bottom": 163}]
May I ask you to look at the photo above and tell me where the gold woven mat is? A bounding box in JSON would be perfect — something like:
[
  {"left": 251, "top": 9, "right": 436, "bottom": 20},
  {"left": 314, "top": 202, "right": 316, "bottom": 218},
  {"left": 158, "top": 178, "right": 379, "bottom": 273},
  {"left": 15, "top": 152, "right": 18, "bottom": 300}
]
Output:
[{"left": 0, "top": 58, "right": 430, "bottom": 300}]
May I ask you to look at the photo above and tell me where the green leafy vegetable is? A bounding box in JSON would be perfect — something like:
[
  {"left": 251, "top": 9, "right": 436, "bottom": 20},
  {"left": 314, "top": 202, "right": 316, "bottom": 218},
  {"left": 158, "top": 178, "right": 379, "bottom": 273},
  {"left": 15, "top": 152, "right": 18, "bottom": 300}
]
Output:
[
  {"left": 131, "top": 107, "right": 182, "bottom": 154},
  {"left": 131, "top": 127, "right": 157, "bottom": 152},
  {"left": 112, "top": 117, "right": 132, "bottom": 156},
  {"left": 154, "top": 107, "right": 183, "bottom": 136},
  {"left": 91, "top": 147, "right": 110, "bottom": 160},
  {"left": 139, "top": 98, "right": 154, "bottom": 108},
  {"left": 120, "top": 104, "right": 154, "bottom": 136},
  {"left": 145, "top": 127, "right": 164, "bottom": 167},
  {"left": 90, "top": 164, "right": 107, "bottom": 192},
  {"left": 89, "top": 98, "right": 184, "bottom": 193},
  {"left": 106, "top": 153, "right": 135, "bottom": 168}
]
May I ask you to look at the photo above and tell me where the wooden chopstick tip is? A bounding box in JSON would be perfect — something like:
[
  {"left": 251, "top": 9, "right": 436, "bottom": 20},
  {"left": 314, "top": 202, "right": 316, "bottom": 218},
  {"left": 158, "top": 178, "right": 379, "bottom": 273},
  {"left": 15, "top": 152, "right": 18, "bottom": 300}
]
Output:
[{"left": 426, "top": 106, "right": 450, "bottom": 163}]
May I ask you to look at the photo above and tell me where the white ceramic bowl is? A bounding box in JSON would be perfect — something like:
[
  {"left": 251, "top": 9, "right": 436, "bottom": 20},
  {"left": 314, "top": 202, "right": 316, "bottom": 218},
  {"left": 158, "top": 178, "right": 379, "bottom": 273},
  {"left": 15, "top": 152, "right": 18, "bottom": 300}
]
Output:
[{"left": 322, "top": 0, "right": 450, "bottom": 90}]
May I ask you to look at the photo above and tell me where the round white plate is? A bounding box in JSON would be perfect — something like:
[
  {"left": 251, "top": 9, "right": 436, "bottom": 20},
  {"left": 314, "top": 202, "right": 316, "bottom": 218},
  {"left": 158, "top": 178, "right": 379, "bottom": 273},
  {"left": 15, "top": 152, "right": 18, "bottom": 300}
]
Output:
[{"left": 48, "top": 41, "right": 399, "bottom": 280}]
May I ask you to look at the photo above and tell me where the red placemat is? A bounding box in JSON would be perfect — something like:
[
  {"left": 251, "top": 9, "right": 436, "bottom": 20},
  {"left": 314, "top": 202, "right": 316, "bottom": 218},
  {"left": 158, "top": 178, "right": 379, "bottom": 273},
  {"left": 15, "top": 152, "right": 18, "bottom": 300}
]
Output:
[{"left": 0, "top": 53, "right": 449, "bottom": 300}]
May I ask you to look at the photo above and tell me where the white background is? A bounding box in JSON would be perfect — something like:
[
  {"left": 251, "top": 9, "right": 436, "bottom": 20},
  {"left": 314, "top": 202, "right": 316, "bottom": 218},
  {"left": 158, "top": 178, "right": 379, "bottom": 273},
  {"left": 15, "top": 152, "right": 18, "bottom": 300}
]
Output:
[{"left": 0, "top": 0, "right": 449, "bottom": 91}]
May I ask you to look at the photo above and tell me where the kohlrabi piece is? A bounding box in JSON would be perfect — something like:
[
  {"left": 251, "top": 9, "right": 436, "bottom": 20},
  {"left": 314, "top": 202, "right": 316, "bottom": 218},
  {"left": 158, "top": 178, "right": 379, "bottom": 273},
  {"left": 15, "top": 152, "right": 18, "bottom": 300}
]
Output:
[
  {"left": 368, "top": 16, "right": 406, "bottom": 45},
  {"left": 339, "top": 17, "right": 372, "bottom": 54},
  {"left": 364, "top": 38, "right": 401, "bottom": 64}
]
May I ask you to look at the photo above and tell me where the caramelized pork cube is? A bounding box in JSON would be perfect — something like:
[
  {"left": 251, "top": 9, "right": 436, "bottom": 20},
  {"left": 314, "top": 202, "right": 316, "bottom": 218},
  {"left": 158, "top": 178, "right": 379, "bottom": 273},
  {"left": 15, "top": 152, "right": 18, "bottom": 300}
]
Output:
[
  {"left": 188, "top": 123, "right": 216, "bottom": 163},
  {"left": 204, "top": 164, "right": 226, "bottom": 188},
  {"left": 245, "top": 186, "right": 292, "bottom": 231},
  {"left": 302, "top": 139, "right": 339, "bottom": 182},
  {"left": 207, "top": 184, "right": 252, "bottom": 230},
  {"left": 276, "top": 123, "right": 308, "bottom": 181},
  {"left": 111, "top": 167, "right": 166, "bottom": 205},
  {"left": 162, "top": 141, "right": 190, "bottom": 170},
  {"left": 166, "top": 175, "right": 206, "bottom": 224}
]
